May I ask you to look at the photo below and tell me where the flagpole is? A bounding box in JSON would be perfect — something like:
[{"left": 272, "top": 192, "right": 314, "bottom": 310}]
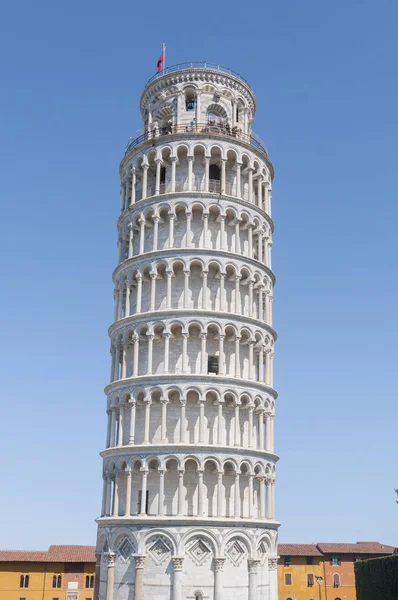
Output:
[{"left": 163, "top": 42, "right": 166, "bottom": 74}]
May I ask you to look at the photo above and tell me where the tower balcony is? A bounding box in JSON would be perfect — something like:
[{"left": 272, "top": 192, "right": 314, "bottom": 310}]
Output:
[{"left": 125, "top": 121, "right": 268, "bottom": 159}]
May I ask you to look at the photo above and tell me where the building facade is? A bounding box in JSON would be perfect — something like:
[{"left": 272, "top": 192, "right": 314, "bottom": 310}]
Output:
[
  {"left": 95, "top": 62, "right": 279, "bottom": 600},
  {"left": 0, "top": 545, "right": 96, "bottom": 600},
  {"left": 278, "top": 542, "right": 395, "bottom": 600}
]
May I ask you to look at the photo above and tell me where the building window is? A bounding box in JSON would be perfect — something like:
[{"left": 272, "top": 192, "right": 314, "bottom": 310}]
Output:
[
  {"left": 306, "top": 556, "right": 313, "bottom": 565},
  {"left": 86, "top": 575, "right": 95, "bottom": 588},
  {"left": 160, "top": 166, "right": 166, "bottom": 184},
  {"left": 285, "top": 573, "right": 292, "bottom": 585},
  {"left": 307, "top": 573, "right": 314, "bottom": 586},
  {"left": 331, "top": 557, "right": 341, "bottom": 566},
  {"left": 19, "top": 597, "right": 27, "bottom": 600},
  {"left": 333, "top": 573, "right": 341, "bottom": 587},
  {"left": 209, "top": 164, "right": 221, "bottom": 181},
  {"left": 52, "top": 575, "right": 62, "bottom": 588},
  {"left": 53, "top": 597, "right": 60, "bottom": 600},
  {"left": 20, "top": 575, "right": 29, "bottom": 588},
  {"left": 194, "top": 592, "right": 203, "bottom": 600},
  {"left": 208, "top": 356, "right": 219, "bottom": 374},
  {"left": 284, "top": 556, "right": 292, "bottom": 566}
]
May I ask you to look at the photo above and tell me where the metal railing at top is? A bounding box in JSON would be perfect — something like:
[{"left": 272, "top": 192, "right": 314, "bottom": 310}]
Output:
[
  {"left": 145, "top": 62, "right": 249, "bottom": 87},
  {"left": 125, "top": 122, "right": 268, "bottom": 157}
]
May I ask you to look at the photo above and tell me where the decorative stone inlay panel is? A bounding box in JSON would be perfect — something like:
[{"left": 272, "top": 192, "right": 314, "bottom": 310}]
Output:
[
  {"left": 188, "top": 538, "right": 213, "bottom": 566},
  {"left": 226, "top": 540, "right": 247, "bottom": 566}
]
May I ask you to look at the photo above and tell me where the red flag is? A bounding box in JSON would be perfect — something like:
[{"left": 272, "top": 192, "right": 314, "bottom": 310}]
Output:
[{"left": 157, "top": 51, "right": 164, "bottom": 73}]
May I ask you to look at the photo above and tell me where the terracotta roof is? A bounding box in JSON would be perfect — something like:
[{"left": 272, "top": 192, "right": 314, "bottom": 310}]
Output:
[
  {"left": 316, "top": 542, "right": 396, "bottom": 555},
  {"left": 47, "top": 546, "right": 96, "bottom": 562},
  {"left": 278, "top": 544, "right": 322, "bottom": 556},
  {"left": 0, "top": 551, "right": 48, "bottom": 562},
  {"left": 0, "top": 546, "right": 96, "bottom": 563}
]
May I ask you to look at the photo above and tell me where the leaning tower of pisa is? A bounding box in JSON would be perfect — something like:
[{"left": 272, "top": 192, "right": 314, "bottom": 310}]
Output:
[{"left": 95, "top": 62, "right": 278, "bottom": 600}]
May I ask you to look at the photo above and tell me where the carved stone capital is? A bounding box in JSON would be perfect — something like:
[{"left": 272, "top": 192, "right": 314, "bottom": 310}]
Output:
[
  {"left": 268, "top": 557, "right": 278, "bottom": 571},
  {"left": 134, "top": 554, "right": 146, "bottom": 569},
  {"left": 106, "top": 552, "right": 115, "bottom": 567},
  {"left": 248, "top": 558, "right": 261, "bottom": 573},
  {"left": 214, "top": 558, "right": 226, "bottom": 572},
  {"left": 172, "top": 556, "right": 184, "bottom": 571}
]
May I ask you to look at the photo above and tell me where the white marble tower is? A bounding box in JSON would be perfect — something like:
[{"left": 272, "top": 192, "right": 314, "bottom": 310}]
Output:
[{"left": 95, "top": 62, "right": 279, "bottom": 600}]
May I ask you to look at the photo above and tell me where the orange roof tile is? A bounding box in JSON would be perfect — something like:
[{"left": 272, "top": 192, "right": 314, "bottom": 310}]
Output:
[
  {"left": 0, "top": 546, "right": 96, "bottom": 563},
  {"left": 316, "top": 542, "right": 396, "bottom": 555},
  {"left": 278, "top": 544, "right": 322, "bottom": 556}
]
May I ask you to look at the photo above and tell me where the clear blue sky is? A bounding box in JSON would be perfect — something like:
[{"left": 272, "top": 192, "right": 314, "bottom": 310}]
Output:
[{"left": 0, "top": 0, "right": 397, "bottom": 549}]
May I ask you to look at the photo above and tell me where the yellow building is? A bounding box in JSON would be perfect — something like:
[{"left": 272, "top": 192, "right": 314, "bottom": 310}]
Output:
[
  {"left": 277, "top": 541, "right": 395, "bottom": 600},
  {"left": 278, "top": 544, "right": 325, "bottom": 600},
  {"left": 0, "top": 545, "right": 96, "bottom": 600}
]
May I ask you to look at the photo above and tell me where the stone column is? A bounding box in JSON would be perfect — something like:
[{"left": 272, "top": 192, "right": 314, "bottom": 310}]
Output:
[
  {"left": 121, "top": 343, "right": 127, "bottom": 379},
  {"left": 117, "top": 406, "right": 123, "bottom": 446},
  {"left": 130, "top": 168, "right": 136, "bottom": 205},
  {"left": 128, "top": 223, "right": 134, "bottom": 257},
  {"left": 236, "top": 162, "right": 242, "bottom": 197},
  {"left": 136, "top": 274, "right": 142, "bottom": 313},
  {"left": 164, "top": 333, "right": 170, "bottom": 373},
  {"left": 152, "top": 216, "right": 159, "bottom": 251},
  {"left": 186, "top": 211, "right": 192, "bottom": 247},
  {"left": 205, "top": 156, "right": 210, "bottom": 192},
  {"left": 110, "top": 408, "right": 116, "bottom": 447},
  {"left": 221, "top": 159, "right": 226, "bottom": 194},
  {"left": 200, "top": 333, "right": 207, "bottom": 374},
  {"left": 195, "top": 91, "right": 201, "bottom": 122},
  {"left": 113, "top": 289, "right": 119, "bottom": 323},
  {"left": 171, "top": 157, "right": 177, "bottom": 192},
  {"left": 219, "top": 215, "right": 225, "bottom": 249},
  {"left": 270, "top": 480, "right": 275, "bottom": 519},
  {"left": 248, "top": 341, "right": 254, "bottom": 380},
  {"left": 129, "top": 400, "right": 136, "bottom": 444},
  {"left": 218, "top": 335, "right": 225, "bottom": 375},
  {"left": 199, "top": 399, "right": 205, "bottom": 442},
  {"left": 112, "top": 475, "right": 119, "bottom": 516},
  {"left": 248, "top": 168, "right": 253, "bottom": 203},
  {"left": 125, "top": 279, "right": 131, "bottom": 317},
  {"left": 101, "top": 476, "right": 107, "bottom": 516},
  {"left": 179, "top": 398, "right": 186, "bottom": 443},
  {"left": 266, "top": 479, "right": 272, "bottom": 519},
  {"left": 143, "top": 399, "right": 151, "bottom": 444},
  {"left": 217, "top": 401, "right": 223, "bottom": 444},
  {"left": 248, "top": 280, "right": 254, "bottom": 317},
  {"left": 187, "top": 156, "right": 193, "bottom": 191},
  {"left": 234, "top": 473, "right": 240, "bottom": 517},
  {"left": 106, "top": 410, "right": 112, "bottom": 448},
  {"left": 248, "top": 559, "right": 261, "bottom": 600},
  {"left": 134, "top": 555, "right": 145, "bottom": 600},
  {"left": 257, "top": 231, "right": 263, "bottom": 262},
  {"left": 214, "top": 558, "right": 226, "bottom": 600},
  {"left": 120, "top": 183, "right": 125, "bottom": 211},
  {"left": 158, "top": 469, "right": 165, "bottom": 515},
  {"left": 235, "top": 219, "right": 241, "bottom": 254},
  {"left": 258, "top": 410, "right": 264, "bottom": 449},
  {"left": 258, "top": 287, "right": 263, "bottom": 321},
  {"left": 235, "top": 275, "right": 241, "bottom": 315},
  {"left": 168, "top": 213, "right": 175, "bottom": 248},
  {"left": 217, "top": 471, "right": 223, "bottom": 516},
  {"left": 150, "top": 272, "right": 157, "bottom": 311},
  {"left": 265, "top": 414, "right": 271, "bottom": 452},
  {"left": 268, "top": 559, "right": 278, "bottom": 600},
  {"left": 270, "top": 415, "right": 275, "bottom": 451},
  {"left": 248, "top": 407, "right": 254, "bottom": 447},
  {"left": 172, "top": 557, "right": 184, "bottom": 600},
  {"left": 177, "top": 470, "right": 184, "bottom": 515},
  {"left": 248, "top": 224, "right": 253, "bottom": 257},
  {"left": 140, "top": 470, "right": 148, "bottom": 515},
  {"left": 142, "top": 164, "right": 148, "bottom": 199},
  {"left": 257, "top": 175, "right": 263, "bottom": 208},
  {"left": 182, "top": 334, "right": 188, "bottom": 373},
  {"left": 125, "top": 468, "right": 132, "bottom": 516},
  {"left": 183, "top": 269, "right": 190, "bottom": 308},
  {"left": 155, "top": 159, "right": 162, "bottom": 195},
  {"left": 219, "top": 272, "right": 226, "bottom": 310},
  {"left": 259, "top": 477, "right": 265, "bottom": 518},
  {"left": 201, "top": 270, "right": 208, "bottom": 309},
  {"left": 147, "top": 334, "right": 154, "bottom": 374},
  {"left": 160, "top": 398, "right": 168, "bottom": 442},
  {"left": 166, "top": 270, "right": 173, "bottom": 309},
  {"left": 234, "top": 402, "right": 240, "bottom": 446},
  {"left": 203, "top": 212, "right": 209, "bottom": 247},
  {"left": 198, "top": 469, "right": 204, "bottom": 515},
  {"left": 258, "top": 347, "right": 264, "bottom": 383},
  {"left": 93, "top": 552, "right": 101, "bottom": 600},
  {"left": 264, "top": 350, "right": 270, "bottom": 385},
  {"left": 235, "top": 336, "right": 241, "bottom": 378},
  {"left": 133, "top": 334, "right": 139, "bottom": 376},
  {"left": 105, "top": 477, "right": 112, "bottom": 515},
  {"left": 117, "top": 283, "right": 123, "bottom": 320},
  {"left": 139, "top": 218, "right": 145, "bottom": 254},
  {"left": 105, "top": 553, "right": 115, "bottom": 600},
  {"left": 249, "top": 474, "right": 254, "bottom": 518}
]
